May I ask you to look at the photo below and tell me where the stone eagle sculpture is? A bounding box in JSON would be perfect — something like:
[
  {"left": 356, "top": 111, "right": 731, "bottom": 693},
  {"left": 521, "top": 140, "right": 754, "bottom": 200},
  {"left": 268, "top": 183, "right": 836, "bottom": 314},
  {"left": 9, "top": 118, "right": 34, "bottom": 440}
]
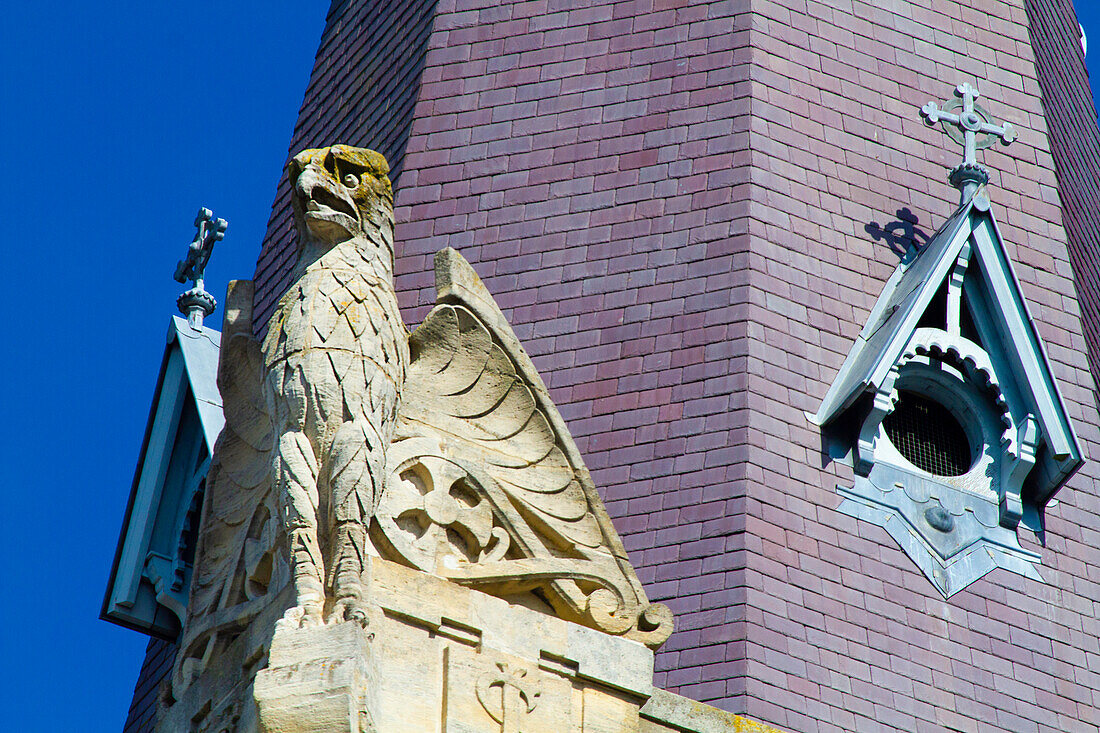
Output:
[{"left": 173, "top": 145, "right": 672, "bottom": 691}]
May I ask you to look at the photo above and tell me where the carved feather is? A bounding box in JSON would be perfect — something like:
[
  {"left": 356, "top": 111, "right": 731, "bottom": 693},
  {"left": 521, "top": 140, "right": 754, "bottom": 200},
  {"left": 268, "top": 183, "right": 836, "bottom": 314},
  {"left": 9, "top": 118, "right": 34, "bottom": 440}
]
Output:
[
  {"left": 179, "top": 280, "right": 281, "bottom": 685},
  {"left": 206, "top": 280, "right": 275, "bottom": 525},
  {"left": 400, "top": 303, "right": 603, "bottom": 550},
  {"left": 389, "top": 249, "right": 672, "bottom": 649}
]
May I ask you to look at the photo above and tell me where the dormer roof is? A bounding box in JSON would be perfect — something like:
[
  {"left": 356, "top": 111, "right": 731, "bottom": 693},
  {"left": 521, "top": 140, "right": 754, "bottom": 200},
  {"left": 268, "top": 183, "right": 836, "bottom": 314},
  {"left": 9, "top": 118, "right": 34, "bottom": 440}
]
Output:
[
  {"left": 814, "top": 193, "right": 1082, "bottom": 506},
  {"left": 101, "top": 318, "right": 223, "bottom": 639}
]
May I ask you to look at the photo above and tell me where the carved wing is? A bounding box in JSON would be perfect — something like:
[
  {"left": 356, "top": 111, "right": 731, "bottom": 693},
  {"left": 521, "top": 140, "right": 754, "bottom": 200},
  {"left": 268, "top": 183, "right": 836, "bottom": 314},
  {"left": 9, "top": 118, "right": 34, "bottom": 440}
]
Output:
[
  {"left": 377, "top": 249, "right": 672, "bottom": 649},
  {"left": 175, "top": 280, "right": 284, "bottom": 690}
]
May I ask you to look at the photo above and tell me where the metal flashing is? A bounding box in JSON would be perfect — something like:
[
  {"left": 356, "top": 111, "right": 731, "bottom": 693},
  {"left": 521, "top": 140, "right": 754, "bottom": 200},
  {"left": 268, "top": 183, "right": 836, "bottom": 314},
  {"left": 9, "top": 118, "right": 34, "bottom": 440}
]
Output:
[
  {"left": 835, "top": 474, "right": 1043, "bottom": 598},
  {"left": 968, "top": 215, "right": 1082, "bottom": 500},
  {"left": 172, "top": 316, "right": 225, "bottom": 449},
  {"left": 813, "top": 199, "right": 976, "bottom": 426}
]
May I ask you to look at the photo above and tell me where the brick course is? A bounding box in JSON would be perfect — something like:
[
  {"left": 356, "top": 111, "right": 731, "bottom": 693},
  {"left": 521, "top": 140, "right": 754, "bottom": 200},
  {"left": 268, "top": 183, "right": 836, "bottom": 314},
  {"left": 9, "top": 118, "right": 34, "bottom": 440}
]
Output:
[
  {"left": 382, "top": 1, "right": 1100, "bottom": 730},
  {"left": 123, "top": 1, "right": 1100, "bottom": 731},
  {"left": 1026, "top": 0, "right": 1100, "bottom": 378},
  {"left": 121, "top": 638, "right": 174, "bottom": 733}
]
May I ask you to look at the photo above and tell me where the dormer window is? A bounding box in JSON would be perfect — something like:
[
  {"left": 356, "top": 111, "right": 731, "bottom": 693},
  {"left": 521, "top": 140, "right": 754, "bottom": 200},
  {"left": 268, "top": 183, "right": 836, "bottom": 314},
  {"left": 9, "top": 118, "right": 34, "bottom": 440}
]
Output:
[
  {"left": 101, "top": 318, "right": 223, "bottom": 639},
  {"left": 882, "top": 390, "right": 972, "bottom": 477},
  {"left": 812, "top": 195, "right": 1082, "bottom": 597}
]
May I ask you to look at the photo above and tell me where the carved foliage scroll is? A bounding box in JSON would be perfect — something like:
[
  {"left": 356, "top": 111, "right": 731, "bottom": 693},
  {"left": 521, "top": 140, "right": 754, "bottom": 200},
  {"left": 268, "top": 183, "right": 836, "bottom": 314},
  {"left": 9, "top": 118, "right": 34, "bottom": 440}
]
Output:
[{"left": 377, "top": 301, "right": 673, "bottom": 649}]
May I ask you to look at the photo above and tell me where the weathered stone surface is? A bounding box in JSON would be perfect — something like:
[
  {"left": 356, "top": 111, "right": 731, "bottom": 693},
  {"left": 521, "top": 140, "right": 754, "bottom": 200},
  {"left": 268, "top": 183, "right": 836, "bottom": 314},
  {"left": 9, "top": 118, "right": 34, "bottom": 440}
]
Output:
[
  {"left": 178, "top": 145, "right": 670, "bottom": 688},
  {"left": 249, "top": 557, "right": 774, "bottom": 733},
  {"left": 160, "top": 556, "right": 780, "bottom": 733},
  {"left": 641, "top": 689, "right": 785, "bottom": 733},
  {"left": 168, "top": 145, "right": 678, "bottom": 730},
  {"left": 381, "top": 248, "right": 673, "bottom": 650},
  {"left": 254, "top": 621, "right": 375, "bottom": 733},
  {"left": 154, "top": 587, "right": 289, "bottom": 733}
]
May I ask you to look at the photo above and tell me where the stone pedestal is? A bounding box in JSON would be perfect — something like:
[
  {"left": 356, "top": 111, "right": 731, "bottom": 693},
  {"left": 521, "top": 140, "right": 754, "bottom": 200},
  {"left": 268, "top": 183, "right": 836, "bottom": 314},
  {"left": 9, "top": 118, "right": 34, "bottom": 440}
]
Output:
[
  {"left": 156, "top": 554, "right": 783, "bottom": 732},
  {"left": 254, "top": 621, "right": 375, "bottom": 733},
  {"left": 361, "top": 555, "right": 653, "bottom": 732},
  {"left": 242, "top": 556, "right": 781, "bottom": 733}
]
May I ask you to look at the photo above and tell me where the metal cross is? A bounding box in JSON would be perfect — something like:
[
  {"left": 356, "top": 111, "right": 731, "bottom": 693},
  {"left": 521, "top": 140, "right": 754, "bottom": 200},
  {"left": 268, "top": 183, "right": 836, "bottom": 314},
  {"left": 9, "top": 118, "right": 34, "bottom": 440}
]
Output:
[
  {"left": 175, "top": 207, "right": 228, "bottom": 329},
  {"left": 920, "top": 83, "right": 1017, "bottom": 203}
]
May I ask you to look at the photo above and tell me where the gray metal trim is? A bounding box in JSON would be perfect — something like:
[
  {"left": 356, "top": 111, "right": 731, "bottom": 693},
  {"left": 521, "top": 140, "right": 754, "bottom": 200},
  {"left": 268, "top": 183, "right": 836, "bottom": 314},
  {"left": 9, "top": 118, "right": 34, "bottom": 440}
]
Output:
[
  {"left": 969, "top": 214, "right": 1083, "bottom": 498},
  {"left": 836, "top": 477, "right": 1043, "bottom": 598},
  {"left": 813, "top": 199, "right": 977, "bottom": 425},
  {"left": 814, "top": 195, "right": 1085, "bottom": 596},
  {"left": 172, "top": 316, "right": 225, "bottom": 448},
  {"left": 814, "top": 201, "right": 1082, "bottom": 492}
]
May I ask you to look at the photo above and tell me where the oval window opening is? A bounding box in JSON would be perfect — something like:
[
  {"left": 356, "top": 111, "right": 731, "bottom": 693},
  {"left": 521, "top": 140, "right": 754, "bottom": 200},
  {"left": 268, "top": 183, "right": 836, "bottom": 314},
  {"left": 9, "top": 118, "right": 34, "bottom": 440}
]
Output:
[{"left": 882, "top": 390, "right": 972, "bottom": 476}]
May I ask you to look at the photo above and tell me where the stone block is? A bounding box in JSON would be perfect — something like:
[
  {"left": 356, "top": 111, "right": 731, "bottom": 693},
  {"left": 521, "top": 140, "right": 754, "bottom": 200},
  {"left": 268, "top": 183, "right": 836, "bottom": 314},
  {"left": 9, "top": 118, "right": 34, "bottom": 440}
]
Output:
[
  {"left": 254, "top": 622, "right": 376, "bottom": 733},
  {"left": 240, "top": 557, "right": 782, "bottom": 733}
]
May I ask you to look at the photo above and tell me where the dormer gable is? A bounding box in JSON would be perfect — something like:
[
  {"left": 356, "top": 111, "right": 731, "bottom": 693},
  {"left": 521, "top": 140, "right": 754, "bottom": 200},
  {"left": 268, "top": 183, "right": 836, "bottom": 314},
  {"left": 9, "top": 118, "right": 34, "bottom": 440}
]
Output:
[
  {"left": 101, "top": 318, "right": 223, "bottom": 639},
  {"left": 813, "top": 193, "right": 1083, "bottom": 596}
]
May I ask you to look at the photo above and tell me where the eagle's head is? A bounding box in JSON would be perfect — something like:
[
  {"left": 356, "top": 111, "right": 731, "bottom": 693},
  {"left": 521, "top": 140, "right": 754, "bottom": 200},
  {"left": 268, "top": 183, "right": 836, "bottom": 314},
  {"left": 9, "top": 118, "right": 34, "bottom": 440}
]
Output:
[{"left": 288, "top": 145, "right": 393, "bottom": 254}]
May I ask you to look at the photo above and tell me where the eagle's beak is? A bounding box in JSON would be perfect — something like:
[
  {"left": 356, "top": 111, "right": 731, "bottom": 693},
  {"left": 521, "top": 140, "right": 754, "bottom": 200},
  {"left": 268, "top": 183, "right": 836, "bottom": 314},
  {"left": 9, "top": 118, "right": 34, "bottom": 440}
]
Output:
[{"left": 294, "top": 163, "right": 359, "bottom": 243}]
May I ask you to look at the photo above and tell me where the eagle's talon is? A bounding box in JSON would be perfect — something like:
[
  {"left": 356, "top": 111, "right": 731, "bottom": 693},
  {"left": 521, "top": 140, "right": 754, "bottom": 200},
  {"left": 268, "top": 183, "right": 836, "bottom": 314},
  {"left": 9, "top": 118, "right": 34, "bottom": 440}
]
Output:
[
  {"left": 300, "top": 610, "right": 324, "bottom": 628},
  {"left": 281, "top": 602, "right": 324, "bottom": 630},
  {"left": 331, "top": 597, "right": 369, "bottom": 628}
]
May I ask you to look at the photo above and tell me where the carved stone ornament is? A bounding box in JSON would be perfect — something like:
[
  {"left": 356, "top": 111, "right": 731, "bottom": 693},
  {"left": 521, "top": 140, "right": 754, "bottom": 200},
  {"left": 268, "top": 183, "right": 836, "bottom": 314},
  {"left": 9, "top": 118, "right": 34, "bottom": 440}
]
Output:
[
  {"left": 475, "top": 661, "right": 541, "bottom": 733},
  {"left": 173, "top": 145, "right": 672, "bottom": 694}
]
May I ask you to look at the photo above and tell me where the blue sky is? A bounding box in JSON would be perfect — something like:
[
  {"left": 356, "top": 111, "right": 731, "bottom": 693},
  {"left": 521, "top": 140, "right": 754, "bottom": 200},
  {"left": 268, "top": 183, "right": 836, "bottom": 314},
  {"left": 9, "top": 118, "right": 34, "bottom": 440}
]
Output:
[
  {"left": 1081, "top": 6, "right": 1100, "bottom": 112},
  {"left": 0, "top": 3, "right": 326, "bottom": 730},
  {"left": 0, "top": 2, "right": 1098, "bottom": 731}
]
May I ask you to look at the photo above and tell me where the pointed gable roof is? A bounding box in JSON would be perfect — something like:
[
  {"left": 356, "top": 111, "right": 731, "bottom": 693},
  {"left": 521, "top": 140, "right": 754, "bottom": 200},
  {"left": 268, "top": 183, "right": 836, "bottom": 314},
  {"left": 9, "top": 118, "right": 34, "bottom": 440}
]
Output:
[
  {"left": 815, "top": 201, "right": 974, "bottom": 424},
  {"left": 102, "top": 318, "right": 224, "bottom": 639},
  {"left": 814, "top": 192, "right": 1082, "bottom": 504}
]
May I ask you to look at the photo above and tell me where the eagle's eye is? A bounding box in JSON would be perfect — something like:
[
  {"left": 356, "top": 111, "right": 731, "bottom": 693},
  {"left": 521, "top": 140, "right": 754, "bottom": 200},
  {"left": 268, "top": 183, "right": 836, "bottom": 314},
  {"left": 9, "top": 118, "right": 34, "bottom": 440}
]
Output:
[{"left": 343, "top": 173, "right": 360, "bottom": 188}]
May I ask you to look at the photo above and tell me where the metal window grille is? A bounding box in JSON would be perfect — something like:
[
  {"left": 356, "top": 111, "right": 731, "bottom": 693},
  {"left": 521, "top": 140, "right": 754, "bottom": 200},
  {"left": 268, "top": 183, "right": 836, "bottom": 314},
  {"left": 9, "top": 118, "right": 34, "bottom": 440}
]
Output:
[{"left": 882, "top": 391, "right": 972, "bottom": 476}]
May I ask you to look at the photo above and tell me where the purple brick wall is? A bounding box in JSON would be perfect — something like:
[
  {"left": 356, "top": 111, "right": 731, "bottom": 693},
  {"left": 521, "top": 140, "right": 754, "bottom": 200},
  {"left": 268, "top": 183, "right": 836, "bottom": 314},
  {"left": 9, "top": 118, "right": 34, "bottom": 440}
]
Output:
[
  {"left": 390, "top": 0, "right": 757, "bottom": 708},
  {"left": 123, "top": 0, "right": 1100, "bottom": 731},
  {"left": 121, "top": 638, "right": 174, "bottom": 733},
  {"left": 729, "top": 0, "right": 1100, "bottom": 730},
  {"left": 388, "top": 0, "right": 1100, "bottom": 729},
  {"left": 1026, "top": 0, "right": 1100, "bottom": 379}
]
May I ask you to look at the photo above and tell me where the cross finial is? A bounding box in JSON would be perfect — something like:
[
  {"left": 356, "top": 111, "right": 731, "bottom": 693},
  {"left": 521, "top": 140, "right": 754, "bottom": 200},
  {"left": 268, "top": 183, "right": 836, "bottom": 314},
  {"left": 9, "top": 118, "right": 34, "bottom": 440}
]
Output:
[
  {"left": 920, "top": 83, "right": 1018, "bottom": 204},
  {"left": 174, "top": 207, "right": 228, "bottom": 329}
]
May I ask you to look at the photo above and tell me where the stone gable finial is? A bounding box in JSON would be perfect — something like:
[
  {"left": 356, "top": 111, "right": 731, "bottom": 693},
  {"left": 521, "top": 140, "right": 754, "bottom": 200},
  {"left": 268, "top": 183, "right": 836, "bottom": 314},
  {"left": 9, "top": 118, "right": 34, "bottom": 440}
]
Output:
[
  {"left": 921, "top": 83, "right": 1018, "bottom": 204},
  {"left": 174, "top": 207, "right": 227, "bottom": 329}
]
